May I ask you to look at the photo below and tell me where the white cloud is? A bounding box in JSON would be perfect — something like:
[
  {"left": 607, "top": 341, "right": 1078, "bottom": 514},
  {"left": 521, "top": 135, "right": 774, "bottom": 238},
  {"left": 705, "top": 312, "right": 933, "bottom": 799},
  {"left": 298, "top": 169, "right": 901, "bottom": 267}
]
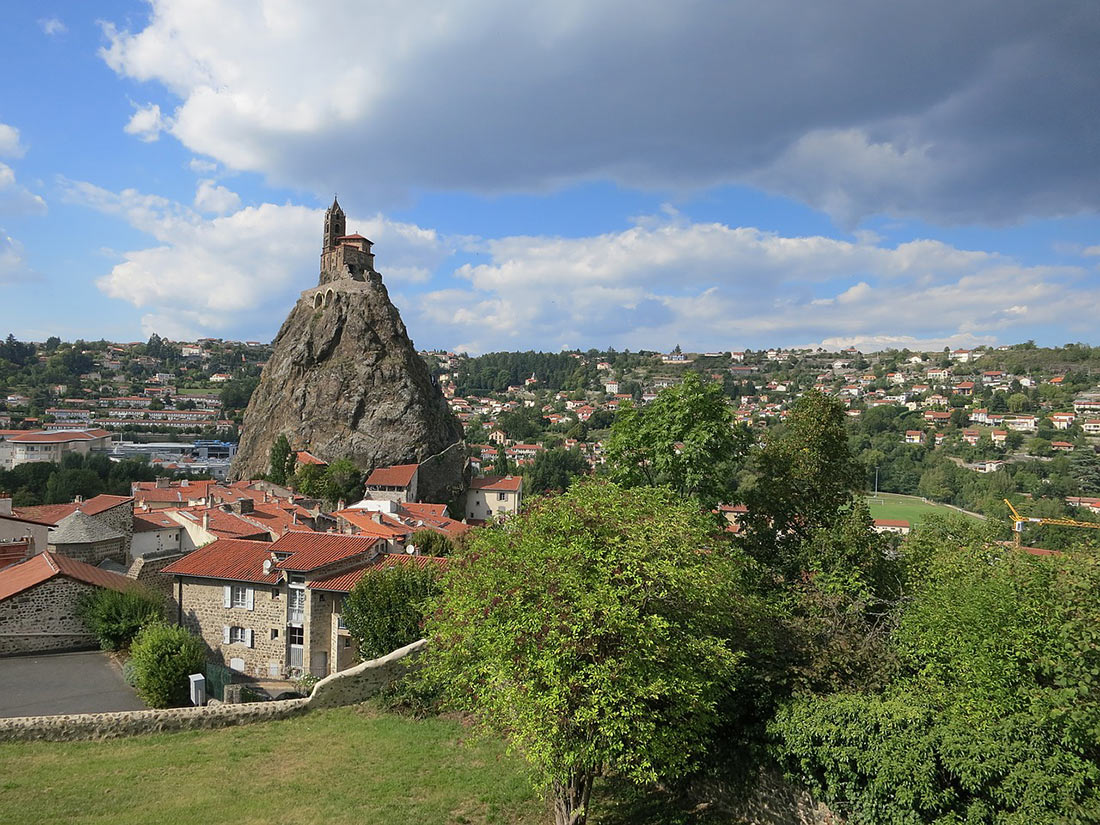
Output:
[
  {"left": 0, "top": 230, "right": 33, "bottom": 282},
  {"left": 193, "top": 179, "right": 240, "bottom": 214},
  {"left": 97, "top": 0, "right": 1100, "bottom": 223},
  {"left": 188, "top": 157, "right": 218, "bottom": 174},
  {"left": 0, "top": 163, "right": 47, "bottom": 216},
  {"left": 408, "top": 215, "right": 1100, "bottom": 353},
  {"left": 60, "top": 180, "right": 456, "bottom": 335},
  {"left": 0, "top": 124, "right": 25, "bottom": 158},
  {"left": 39, "top": 17, "right": 66, "bottom": 36},
  {"left": 124, "top": 103, "right": 168, "bottom": 142}
]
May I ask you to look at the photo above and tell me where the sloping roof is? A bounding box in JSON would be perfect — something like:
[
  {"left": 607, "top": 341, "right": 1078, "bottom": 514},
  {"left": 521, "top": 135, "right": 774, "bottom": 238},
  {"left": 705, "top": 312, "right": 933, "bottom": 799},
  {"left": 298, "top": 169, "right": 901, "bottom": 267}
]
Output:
[
  {"left": 295, "top": 450, "right": 328, "bottom": 466},
  {"left": 160, "top": 538, "right": 278, "bottom": 584},
  {"left": 50, "top": 511, "right": 125, "bottom": 545},
  {"left": 268, "top": 532, "right": 379, "bottom": 572},
  {"left": 874, "top": 519, "right": 911, "bottom": 528},
  {"left": 0, "top": 551, "right": 136, "bottom": 602},
  {"left": 79, "top": 495, "right": 133, "bottom": 516},
  {"left": 364, "top": 464, "right": 419, "bottom": 488},
  {"left": 11, "top": 504, "right": 79, "bottom": 525},
  {"left": 308, "top": 553, "right": 448, "bottom": 593},
  {"left": 332, "top": 509, "right": 410, "bottom": 539},
  {"left": 401, "top": 502, "right": 449, "bottom": 519},
  {"left": 133, "top": 512, "right": 181, "bottom": 533},
  {"left": 469, "top": 475, "right": 523, "bottom": 492}
]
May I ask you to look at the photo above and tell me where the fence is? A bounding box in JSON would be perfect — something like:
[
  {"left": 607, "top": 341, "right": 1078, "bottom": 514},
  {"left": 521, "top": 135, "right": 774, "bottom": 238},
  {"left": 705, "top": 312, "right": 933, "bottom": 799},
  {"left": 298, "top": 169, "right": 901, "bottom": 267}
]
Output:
[{"left": 203, "top": 661, "right": 238, "bottom": 701}]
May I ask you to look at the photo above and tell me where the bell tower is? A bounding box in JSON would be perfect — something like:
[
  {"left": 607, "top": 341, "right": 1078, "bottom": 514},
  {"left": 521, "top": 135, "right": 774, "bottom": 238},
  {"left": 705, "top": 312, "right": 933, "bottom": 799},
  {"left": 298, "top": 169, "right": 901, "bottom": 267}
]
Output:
[{"left": 322, "top": 195, "right": 346, "bottom": 254}]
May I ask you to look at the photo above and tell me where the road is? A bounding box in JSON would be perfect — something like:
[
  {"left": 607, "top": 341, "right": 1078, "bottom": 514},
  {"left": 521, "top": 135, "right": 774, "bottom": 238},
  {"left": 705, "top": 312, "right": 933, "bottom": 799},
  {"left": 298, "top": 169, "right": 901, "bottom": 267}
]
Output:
[{"left": 0, "top": 650, "right": 145, "bottom": 718}]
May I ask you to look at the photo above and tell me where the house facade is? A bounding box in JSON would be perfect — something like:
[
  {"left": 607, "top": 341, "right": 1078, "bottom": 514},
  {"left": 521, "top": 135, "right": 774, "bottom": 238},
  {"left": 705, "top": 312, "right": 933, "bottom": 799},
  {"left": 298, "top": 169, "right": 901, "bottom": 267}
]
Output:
[{"left": 465, "top": 475, "right": 523, "bottom": 521}]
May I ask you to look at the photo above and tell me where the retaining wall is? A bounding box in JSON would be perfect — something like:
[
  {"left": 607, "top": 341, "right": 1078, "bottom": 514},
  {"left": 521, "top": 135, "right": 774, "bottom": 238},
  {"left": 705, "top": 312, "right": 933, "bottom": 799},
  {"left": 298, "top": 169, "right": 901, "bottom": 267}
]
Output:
[{"left": 0, "top": 637, "right": 425, "bottom": 742}]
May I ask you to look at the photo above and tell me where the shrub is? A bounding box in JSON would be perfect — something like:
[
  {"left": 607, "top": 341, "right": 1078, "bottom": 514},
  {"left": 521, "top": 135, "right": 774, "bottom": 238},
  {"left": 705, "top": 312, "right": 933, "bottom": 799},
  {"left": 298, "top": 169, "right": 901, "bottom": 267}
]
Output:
[
  {"left": 129, "top": 622, "right": 207, "bottom": 708},
  {"left": 408, "top": 529, "right": 455, "bottom": 556},
  {"left": 77, "top": 587, "right": 164, "bottom": 650},
  {"left": 342, "top": 562, "right": 442, "bottom": 661}
]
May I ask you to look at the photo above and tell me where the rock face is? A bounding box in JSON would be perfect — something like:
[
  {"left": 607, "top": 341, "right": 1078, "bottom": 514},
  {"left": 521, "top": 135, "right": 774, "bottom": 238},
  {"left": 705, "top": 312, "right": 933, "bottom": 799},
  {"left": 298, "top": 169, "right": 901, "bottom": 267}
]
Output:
[{"left": 230, "top": 198, "right": 464, "bottom": 500}]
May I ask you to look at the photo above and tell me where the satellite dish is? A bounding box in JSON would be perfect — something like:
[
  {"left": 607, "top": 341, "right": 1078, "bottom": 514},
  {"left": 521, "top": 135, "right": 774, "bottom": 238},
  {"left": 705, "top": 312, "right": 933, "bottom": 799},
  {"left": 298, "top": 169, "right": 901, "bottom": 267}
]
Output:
[
  {"left": 406, "top": 544, "right": 416, "bottom": 555},
  {"left": 262, "top": 559, "right": 272, "bottom": 574}
]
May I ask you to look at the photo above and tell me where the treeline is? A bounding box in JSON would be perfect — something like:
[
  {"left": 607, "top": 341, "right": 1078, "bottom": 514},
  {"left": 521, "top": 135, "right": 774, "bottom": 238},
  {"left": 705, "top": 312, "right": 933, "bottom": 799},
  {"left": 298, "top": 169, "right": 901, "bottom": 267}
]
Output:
[
  {"left": 0, "top": 452, "right": 165, "bottom": 507},
  {"left": 449, "top": 349, "right": 654, "bottom": 394}
]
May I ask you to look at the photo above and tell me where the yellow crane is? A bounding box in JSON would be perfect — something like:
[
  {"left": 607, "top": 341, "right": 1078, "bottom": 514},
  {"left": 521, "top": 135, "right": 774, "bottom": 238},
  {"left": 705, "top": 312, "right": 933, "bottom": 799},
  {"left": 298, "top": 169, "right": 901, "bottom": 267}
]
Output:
[{"left": 1003, "top": 498, "right": 1100, "bottom": 546}]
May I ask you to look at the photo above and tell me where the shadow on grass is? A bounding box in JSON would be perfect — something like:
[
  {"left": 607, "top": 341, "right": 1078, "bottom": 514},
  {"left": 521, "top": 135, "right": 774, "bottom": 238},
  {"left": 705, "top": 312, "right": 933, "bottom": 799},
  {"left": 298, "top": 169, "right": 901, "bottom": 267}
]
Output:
[{"left": 591, "top": 776, "right": 747, "bottom": 825}]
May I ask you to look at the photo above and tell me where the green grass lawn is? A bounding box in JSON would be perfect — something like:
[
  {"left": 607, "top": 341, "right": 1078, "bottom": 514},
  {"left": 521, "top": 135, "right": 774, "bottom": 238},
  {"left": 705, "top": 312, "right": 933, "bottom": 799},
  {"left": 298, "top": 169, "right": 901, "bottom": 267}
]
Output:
[
  {"left": 0, "top": 706, "right": 544, "bottom": 825},
  {"left": 864, "top": 492, "right": 981, "bottom": 525}
]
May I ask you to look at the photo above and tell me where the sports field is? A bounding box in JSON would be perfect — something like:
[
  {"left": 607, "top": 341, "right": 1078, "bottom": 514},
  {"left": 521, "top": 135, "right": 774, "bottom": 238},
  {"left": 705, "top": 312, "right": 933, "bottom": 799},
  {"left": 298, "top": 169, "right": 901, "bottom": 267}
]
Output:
[{"left": 864, "top": 492, "right": 982, "bottom": 526}]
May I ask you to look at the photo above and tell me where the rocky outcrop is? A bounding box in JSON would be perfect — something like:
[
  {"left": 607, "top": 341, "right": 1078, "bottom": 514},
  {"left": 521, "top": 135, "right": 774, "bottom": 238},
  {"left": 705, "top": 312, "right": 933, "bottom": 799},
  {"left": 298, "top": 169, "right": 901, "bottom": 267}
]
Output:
[{"left": 230, "top": 224, "right": 463, "bottom": 498}]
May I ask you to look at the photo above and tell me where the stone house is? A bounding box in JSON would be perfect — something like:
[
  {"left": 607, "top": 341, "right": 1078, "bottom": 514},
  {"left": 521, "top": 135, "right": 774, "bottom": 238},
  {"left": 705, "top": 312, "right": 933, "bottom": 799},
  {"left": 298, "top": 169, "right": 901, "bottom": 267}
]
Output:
[
  {"left": 49, "top": 512, "right": 127, "bottom": 567},
  {"left": 363, "top": 464, "right": 419, "bottom": 503},
  {"left": 0, "top": 551, "right": 140, "bottom": 655},
  {"left": 162, "top": 532, "right": 430, "bottom": 679},
  {"left": 465, "top": 475, "right": 523, "bottom": 522}
]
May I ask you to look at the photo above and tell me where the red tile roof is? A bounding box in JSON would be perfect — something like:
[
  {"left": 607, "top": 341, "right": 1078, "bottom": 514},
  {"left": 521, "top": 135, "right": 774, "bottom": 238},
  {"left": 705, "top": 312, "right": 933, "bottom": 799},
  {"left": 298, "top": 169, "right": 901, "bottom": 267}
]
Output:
[
  {"left": 295, "top": 450, "right": 327, "bottom": 466},
  {"left": 364, "top": 463, "right": 419, "bottom": 488},
  {"left": 468, "top": 475, "right": 523, "bottom": 492},
  {"left": 270, "top": 532, "right": 379, "bottom": 571},
  {"left": 80, "top": 495, "right": 133, "bottom": 516},
  {"left": 12, "top": 503, "right": 80, "bottom": 525},
  {"left": 308, "top": 553, "right": 448, "bottom": 593},
  {"left": 161, "top": 539, "right": 278, "bottom": 584},
  {"left": 333, "top": 509, "right": 411, "bottom": 539},
  {"left": 0, "top": 541, "right": 30, "bottom": 570},
  {"left": 0, "top": 551, "right": 137, "bottom": 602},
  {"left": 874, "top": 519, "right": 911, "bottom": 528},
  {"left": 133, "top": 512, "right": 181, "bottom": 533}
]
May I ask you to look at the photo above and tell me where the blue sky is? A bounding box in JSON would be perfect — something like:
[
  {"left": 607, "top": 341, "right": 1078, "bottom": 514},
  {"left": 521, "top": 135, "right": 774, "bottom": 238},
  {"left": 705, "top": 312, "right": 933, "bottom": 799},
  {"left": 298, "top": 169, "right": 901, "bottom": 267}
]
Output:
[{"left": 1, "top": 0, "right": 1098, "bottom": 353}]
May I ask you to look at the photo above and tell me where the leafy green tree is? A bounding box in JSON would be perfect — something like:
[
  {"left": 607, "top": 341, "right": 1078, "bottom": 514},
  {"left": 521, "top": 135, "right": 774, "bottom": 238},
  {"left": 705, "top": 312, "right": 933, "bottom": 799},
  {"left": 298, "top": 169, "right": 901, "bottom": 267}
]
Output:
[
  {"left": 267, "top": 434, "right": 294, "bottom": 485},
  {"left": 772, "top": 519, "right": 1100, "bottom": 823},
  {"left": 524, "top": 447, "right": 589, "bottom": 494},
  {"left": 408, "top": 528, "right": 456, "bottom": 556},
  {"left": 605, "top": 372, "right": 749, "bottom": 510},
  {"left": 343, "top": 562, "right": 442, "bottom": 661},
  {"left": 493, "top": 448, "right": 512, "bottom": 476},
  {"left": 741, "top": 391, "right": 864, "bottom": 569},
  {"left": 323, "top": 459, "right": 363, "bottom": 506},
  {"left": 77, "top": 587, "right": 164, "bottom": 650},
  {"left": 129, "top": 622, "right": 207, "bottom": 708},
  {"left": 422, "top": 480, "right": 752, "bottom": 825},
  {"left": 291, "top": 462, "right": 326, "bottom": 497}
]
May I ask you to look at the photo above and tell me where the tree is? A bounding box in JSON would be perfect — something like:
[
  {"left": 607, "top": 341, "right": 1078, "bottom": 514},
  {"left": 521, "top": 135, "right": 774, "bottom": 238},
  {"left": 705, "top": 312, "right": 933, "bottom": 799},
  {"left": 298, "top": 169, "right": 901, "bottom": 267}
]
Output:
[
  {"left": 128, "top": 622, "right": 207, "bottom": 708},
  {"left": 493, "top": 448, "right": 512, "bottom": 476},
  {"left": 323, "top": 459, "right": 363, "bottom": 506},
  {"left": 741, "top": 391, "right": 864, "bottom": 570},
  {"left": 268, "top": 434, "right": 294, "bottom": 485},
  {"left": 525, "top": 448, "right": 589, "bottom": 494},
  {"left": 77, "top": 587, "right": 164, "bottom": 651},
  {"left": 292, "top": 462, "right": 326, "bottom": 497},
  {"left": 605, "top": 372, "right": 749, "bottom": 510},
  {"left": 422, "top": 480, "right": 751, "bottom": 825},
  {"left": 408, "top": 528, "right": 456, "bottom": 556},
  {"left": 342, "top": 561, "right": 442, "bottom": 661}
]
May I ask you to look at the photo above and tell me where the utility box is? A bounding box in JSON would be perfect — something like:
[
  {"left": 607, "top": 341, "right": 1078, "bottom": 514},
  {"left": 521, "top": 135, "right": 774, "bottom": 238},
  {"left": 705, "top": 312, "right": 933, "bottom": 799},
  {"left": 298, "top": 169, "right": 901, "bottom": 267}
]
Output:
[{"left": 188, "top": 673, "right": 207, "bottom": 706}]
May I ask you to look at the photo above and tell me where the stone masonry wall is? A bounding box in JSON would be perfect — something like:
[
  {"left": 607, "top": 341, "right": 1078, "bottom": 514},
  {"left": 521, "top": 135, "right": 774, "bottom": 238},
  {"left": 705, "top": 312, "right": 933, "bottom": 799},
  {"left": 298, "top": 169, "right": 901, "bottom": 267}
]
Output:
[
  {"left": 127, "top": 553, "right": 184, "bottom": 609},
  {"left": 177, "top": 577, "right": 287, "bottom": 678},
  {"left": 0, "top": 577, "right": 98, "bottom": 656},
  {"left": 54, "top": 537, "right": 126, "bottom": 567},
  {"left": 308, "top": 638, "right": 426, "bottom": 708},
  {"left": 94, "top": 501, "right": 134, "bottom": 558}
]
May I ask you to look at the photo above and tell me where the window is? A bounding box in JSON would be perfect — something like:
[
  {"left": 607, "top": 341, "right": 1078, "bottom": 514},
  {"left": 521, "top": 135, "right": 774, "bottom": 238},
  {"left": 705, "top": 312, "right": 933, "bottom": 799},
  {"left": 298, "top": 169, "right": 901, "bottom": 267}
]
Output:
[
  {"left": 231, "top": 584, "right": 247, "bottom": 608},
  {"left": 229, "top": 626, "right": 246, "bottom": 645},
  {"left": 270, "top": 628, "right": 279, "bottom": 640},
  {"left": 497, "top": 492, "right": 508, "bottom": 501},
  {"left": 271, "top": 587, "right": 280, "bottom": 599},
  {"left": 288, "top": 626, "right": 304, "bottom": 645},
  {"left": 343, "top": 637, "right": 351, "bottom": 648}
]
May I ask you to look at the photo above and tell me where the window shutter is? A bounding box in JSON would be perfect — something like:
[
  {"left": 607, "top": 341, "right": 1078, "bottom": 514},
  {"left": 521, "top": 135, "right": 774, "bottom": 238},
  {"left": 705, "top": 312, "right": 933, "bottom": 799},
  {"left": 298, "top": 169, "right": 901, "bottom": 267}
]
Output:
[
  {"left": 246, "top": 587, "right": 255, "bottom": 611},
  {"left": 223, "top": 625, "right": 230, "bottom": 645},
  {"left": 246, "top": 629, "right": 254, "bottom": 648},
  {"left": 223, "top": 586, "right": 232, "bottom": 608}
]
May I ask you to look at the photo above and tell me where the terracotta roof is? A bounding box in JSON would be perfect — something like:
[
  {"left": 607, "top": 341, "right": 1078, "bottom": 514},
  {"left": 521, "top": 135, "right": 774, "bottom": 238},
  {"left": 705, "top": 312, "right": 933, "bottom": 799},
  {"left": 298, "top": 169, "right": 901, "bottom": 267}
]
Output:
[
  {"left": 0, "top": 551, "right": 137, "bottom": 602},
  {"left": 468, "top": 475, "right": 523, "bottom": 492},
  {"left": 874, "top": 519, "right": 911, "bottom": 528},
  {"left": 365, "top": 464, "right": 419, "bottom": 488},
  {"left": 161, "top": 538, "right": 279, "bottom": 584},
  {"left": 295, "top": 450, "right": 327, "bottom": 466},
  {"left": 270, "top": 532, "right": 379, "bottom": 572},
  {"left": 12, "top": 503, "right": 80, "bottom": 525},
  {"left": 308, "top": 553, "right": 448, "bottom": 593},
  {"left": 0, "top": 541, "right": 30, "bottom": 570},
  {"left": 80, "top": 495, "right": 134, "bottom": 516},
  {"left": 333, "top": 509, "right": 411, "bottom": 539},
  {"left": 133, "top": 512, "right": 181, "bottom": 533},
  {"left": 401, "top": 502, "right": 449, "bottom": 519}
]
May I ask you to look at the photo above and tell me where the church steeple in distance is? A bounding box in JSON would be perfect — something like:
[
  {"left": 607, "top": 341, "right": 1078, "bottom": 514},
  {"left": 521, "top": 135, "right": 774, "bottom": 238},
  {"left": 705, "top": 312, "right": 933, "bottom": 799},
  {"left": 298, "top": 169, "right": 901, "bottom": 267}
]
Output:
[{"left": 323, "top": 195, "right": 346, "bottom": 253}]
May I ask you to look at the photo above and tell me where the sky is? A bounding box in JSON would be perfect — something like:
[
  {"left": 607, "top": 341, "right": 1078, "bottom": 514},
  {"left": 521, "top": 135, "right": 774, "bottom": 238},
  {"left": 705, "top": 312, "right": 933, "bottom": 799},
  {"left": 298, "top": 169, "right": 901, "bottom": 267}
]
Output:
[{"left": 1, "top": 0, "right": 1098, "bottom": 355}]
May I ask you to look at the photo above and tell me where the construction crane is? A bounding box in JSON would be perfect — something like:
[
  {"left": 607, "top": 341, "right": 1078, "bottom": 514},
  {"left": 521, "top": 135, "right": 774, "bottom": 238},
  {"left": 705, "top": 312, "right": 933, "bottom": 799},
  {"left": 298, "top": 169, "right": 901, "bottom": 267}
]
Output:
[{"left": 1003, "top": 499, "right": 1100, "bottom": 546}]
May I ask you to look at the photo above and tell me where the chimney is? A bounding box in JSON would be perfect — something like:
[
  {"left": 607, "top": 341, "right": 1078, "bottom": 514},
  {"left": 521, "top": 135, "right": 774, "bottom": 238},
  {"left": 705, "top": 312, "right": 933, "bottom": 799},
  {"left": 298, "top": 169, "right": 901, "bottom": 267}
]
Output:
[
  {"left": 263, "top": 490, "right": 270, "bottom": 503},
  {"left": 202, "top": 511, "right": 210, "bottom": 531},
  {"left": 292, "top": 512, "right": 298, "bottom": 525},
  {"left": 337, "top": 499, "right": 346, "bottom": 511},
  {"left": 372, "top": 512, "right": 382, "bottom": 524},
  {"left": 155, "top": 476, "right": 170, "bottom": 489},
  {"left": 74, "top": 495, "right": 84, "bottom": 505},
  {"left": 236, "top": 499, "right": 254, "bottom": 515}
]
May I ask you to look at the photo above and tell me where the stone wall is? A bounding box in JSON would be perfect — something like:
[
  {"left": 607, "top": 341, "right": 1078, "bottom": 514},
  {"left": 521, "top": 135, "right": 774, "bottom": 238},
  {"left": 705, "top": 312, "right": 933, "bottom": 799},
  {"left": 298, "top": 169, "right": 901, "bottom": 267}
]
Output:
[
  {"left": 176, "top": 577, "right": 287, "bottom": 678},
  {"left": 723, "top": 772, "right": 844, "bottom": 825},
  {"left": 0, "top": 697, "right": 309, "bottom": 742},
  {"left": 416, "top": 440, "right": 468, "bottom": 506},
  {"left": 94, "top": 500, "right": 134, "bottom": 558},
  {"left": 0, "top": 576, "right": 98, "bottom": 656},
  {"left": 126, "top": 552, "right": 184, "bottom": 606},
  {"left": 54, "top": 537, "right": 127, "bottom": 567},
  {"left": 308, "top": 638, "right": 426, "bottom": 709},
  {"left": 0, "top": 637, "right": 424, "bottom": 742}
]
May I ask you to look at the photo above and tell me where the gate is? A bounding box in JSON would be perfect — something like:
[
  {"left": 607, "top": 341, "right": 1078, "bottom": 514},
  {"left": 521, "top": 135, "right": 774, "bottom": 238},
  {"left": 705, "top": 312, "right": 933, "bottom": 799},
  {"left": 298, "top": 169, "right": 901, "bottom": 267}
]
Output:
[{"left": 204, "top": 661, "right": 238, "bottom": 702}]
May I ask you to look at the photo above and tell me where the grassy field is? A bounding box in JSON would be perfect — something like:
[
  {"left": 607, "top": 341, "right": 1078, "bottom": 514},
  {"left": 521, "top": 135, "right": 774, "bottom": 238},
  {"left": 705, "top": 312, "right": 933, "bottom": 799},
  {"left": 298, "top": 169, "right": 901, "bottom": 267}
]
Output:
[
  {"left": 0, "top": 706, "right": 724, "bottom": 825},
  {"left": 864, "top": 492, "right": 981, "bottom": 525},
  {"left": 0, "top": 706, "right": 544, "bottom": 825}
]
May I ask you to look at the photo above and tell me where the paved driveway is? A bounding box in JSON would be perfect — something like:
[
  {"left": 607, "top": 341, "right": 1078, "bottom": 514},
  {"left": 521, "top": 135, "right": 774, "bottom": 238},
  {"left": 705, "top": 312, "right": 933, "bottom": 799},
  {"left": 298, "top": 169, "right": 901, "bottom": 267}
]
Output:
[{"left": 0, "top": 650, "right": 145, "bottom": 717}]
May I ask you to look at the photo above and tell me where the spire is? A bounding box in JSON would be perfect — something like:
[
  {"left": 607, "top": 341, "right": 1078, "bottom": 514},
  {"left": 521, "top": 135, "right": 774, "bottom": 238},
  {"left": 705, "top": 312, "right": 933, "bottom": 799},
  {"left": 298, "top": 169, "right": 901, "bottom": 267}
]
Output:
[
  {"left": 323, "top": 195, "right": 346, "bottom": 253},
  {"left": 330, "top": 194, "right": 343, "bottom": 214}
]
